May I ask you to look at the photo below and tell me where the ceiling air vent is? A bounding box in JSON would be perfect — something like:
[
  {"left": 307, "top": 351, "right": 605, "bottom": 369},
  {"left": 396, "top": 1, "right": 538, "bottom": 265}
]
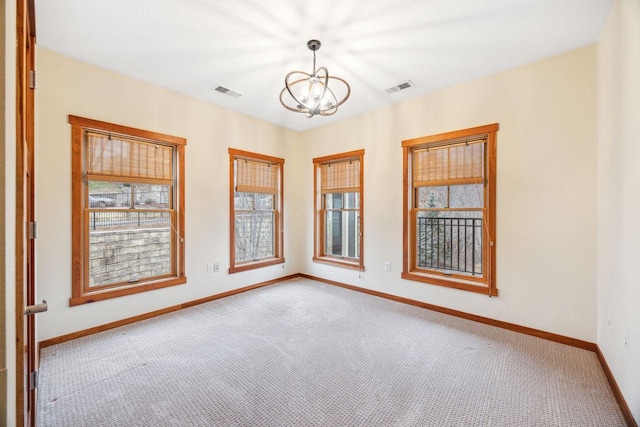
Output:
[
  {"left": 211, "top": 84, "right": 242, "bottom": 98},
  {"left": 384, "top": 80, "right": 414, "bottom": 95}
]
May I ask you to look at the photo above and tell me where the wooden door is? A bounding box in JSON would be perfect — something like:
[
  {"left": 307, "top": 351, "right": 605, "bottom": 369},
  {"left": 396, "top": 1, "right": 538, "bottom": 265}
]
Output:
[{"left": 16, "top": 0, "right": 37, "bottom": 425}]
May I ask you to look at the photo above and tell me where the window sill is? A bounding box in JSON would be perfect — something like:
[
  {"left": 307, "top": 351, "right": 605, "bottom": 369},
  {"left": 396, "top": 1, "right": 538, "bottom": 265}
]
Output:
[
  {"left": 401, "top": 271, "right": 497, "bottom": 296},
  {"left": 313, "top": 256, "right": 364, "bottom": 271},
  {"left": 229, "top": 257, "right": 284, "bottom": 274},
  {"left": 70, "top": 276, "right": 187, "bottom": 306}
]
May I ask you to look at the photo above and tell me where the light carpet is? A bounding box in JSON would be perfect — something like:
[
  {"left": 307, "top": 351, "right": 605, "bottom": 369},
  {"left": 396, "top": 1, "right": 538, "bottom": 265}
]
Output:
[{"left": 37, "top": 278, "right": 627, "bottom": 426}]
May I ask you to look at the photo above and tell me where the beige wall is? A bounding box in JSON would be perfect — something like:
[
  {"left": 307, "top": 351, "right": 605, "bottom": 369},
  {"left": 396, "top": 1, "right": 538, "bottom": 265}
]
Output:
[
  {"left": 2, "top": 0, "right": 17, "bottom": 424},
  {"left": 35, "top": 47, "right": 302, "bottom": 341},
  {"left": 597, "top": 0, "right": 640, "bottom": 421},
  {"left": 300, "top": 46, "right": 598, "bottom": 342}
]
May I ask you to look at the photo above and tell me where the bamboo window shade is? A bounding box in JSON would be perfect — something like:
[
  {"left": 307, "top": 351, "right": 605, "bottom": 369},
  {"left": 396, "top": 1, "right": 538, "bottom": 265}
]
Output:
[
  {"left": 413, "top": 140, "right": 484, "bottom": 187},
  {"left": 236, "top": 159, "right": 279, "bottom": 194},
  {"left": 320, "top": 160, "right": 360, "bottom": 194},
  {"left": 86, "top": 132, "right": 173, "bottom": 184}
]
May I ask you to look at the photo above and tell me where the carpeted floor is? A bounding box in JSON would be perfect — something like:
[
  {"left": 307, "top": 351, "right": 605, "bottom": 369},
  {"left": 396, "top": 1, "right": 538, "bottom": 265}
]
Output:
[{"left": 37, "top": 278, "right": 627, "bottom": 426}]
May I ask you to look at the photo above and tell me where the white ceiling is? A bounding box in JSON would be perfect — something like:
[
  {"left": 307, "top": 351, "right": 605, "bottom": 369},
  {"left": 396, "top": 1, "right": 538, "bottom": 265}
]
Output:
[{"left": 35, "top": 0, "right": 613, "bottom": 132}]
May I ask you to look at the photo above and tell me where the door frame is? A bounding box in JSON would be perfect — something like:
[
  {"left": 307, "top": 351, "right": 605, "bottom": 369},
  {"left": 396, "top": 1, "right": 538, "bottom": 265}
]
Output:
[{"left": 15, "top": 0, "right": 36, "bottom": 425}]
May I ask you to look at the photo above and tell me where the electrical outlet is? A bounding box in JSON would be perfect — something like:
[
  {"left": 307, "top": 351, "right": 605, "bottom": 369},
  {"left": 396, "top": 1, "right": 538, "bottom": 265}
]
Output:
[
  {"left": 358, "top": 272, "right": 365, "bottom": 281},
  {"left": 213, "top": 262, "right": 220, "bottom": 272},
  {"left": 384, "top": 262, "right": 391, "bottom": 271},
  {"left": 207, "top": 263, "right": 214, "bottom": 273}
]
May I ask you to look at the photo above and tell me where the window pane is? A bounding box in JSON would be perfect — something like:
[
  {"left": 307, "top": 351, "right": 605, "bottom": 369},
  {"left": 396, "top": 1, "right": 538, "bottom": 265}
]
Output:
[
  {"left": 344, "top": 192, "right": 359, "bottom": 209},
  {"left": 417, "top": 186, "right": 448, "bottom": 208},
  {"left": 325, "top": 211, "right": 342, "bottom": 256},
  {"left": 88, "top": 211, "right": 172, "bottom": 287},
  {"left": 324, "top": 192, "right": 359, "bottom": 209},
  {"left": 347, "top": 210, "right": 359, "bottom": 258},
  {"left": 324, "top": 193, "right": 343, "bottom": 209},
  {"left": 235, "top": 192, "right": 254, "bottom": 210},
  {"left": 449, "top": 184, "right": 483, "bottom": 208},
  {"left": 235, "top": 211, "right": 275, "bottom": 262},
  {"left": 324, "top": 210, "right": 360, "bottom": 258},
  {"left": 234, "top": 192, "right": 274, "bottom": 210},
  {"left": 415, "top": 210, "right": 483, "bottom": 276},
  {"left": 254, "top": 193, "right": 274, "bottom": 210},
  {"left": 88, "top": 182, "right": 170, "bottom": 209},
  {"left": 88, "top": 181, "right": 121, "bottom": 208},
  {"left": 133, "top": 184, "right": 171, "bottom": 209}
]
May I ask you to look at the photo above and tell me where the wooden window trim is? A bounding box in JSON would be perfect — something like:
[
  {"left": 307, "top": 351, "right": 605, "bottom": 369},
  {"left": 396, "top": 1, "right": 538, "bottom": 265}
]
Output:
[
  {"left": 402, "top": 124, "right": 498, "bottom": 296},
  {"left": 313, "top": 149, "right": 365, "bottom": 271},
  {"left": 228, "top": 148, "right": 285, "bottom": 274},
  {"left": 69, "top": 115, "right": 187, "bottom": 305}
]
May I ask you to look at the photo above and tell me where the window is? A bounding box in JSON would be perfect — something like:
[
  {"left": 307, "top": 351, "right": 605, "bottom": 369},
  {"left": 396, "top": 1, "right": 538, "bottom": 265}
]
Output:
[
  {"left": 313, "top": 150, "right": 364, "bottom": 270},
  {"left": 229, "top": 149, "right": 284, "bottom": 273},
  {"left": 402, "top": 124, "right": 497, "bottom": 296},
  {"left": 69, "top": 116, "right": 186, "bottom": 306}
]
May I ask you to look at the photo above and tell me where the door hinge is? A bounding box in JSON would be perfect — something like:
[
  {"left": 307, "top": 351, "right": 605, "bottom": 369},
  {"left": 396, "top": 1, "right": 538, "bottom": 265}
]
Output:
[
  {"left": 29, "top": 371, "right": 38, "bottom": 390},
  {"left": 29, "top": 70, "right": 36, "bottom": 89},
  {"left": 28, "top": 221, "right": 37, "bottom": 239}
]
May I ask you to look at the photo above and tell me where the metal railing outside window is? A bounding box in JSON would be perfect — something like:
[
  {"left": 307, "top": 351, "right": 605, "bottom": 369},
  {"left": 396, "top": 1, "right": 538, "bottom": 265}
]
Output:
[
  {"left": 89, "top": 211, "right": 170, "bottom": 231},
  {"left": 416, "top": 217, "right": 482, "bottom": 275}
]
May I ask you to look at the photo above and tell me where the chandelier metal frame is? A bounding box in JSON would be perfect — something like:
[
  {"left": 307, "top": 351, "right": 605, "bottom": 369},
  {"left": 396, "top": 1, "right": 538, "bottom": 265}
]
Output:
[{"left": 280, "top": 40, "right": 351, "bottom": 118}]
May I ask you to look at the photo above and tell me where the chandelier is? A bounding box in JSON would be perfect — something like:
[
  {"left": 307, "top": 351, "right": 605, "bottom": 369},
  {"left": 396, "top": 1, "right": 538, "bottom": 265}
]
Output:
[{"left": 280, "top": 40, "right": 351, "bottom": 118}]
